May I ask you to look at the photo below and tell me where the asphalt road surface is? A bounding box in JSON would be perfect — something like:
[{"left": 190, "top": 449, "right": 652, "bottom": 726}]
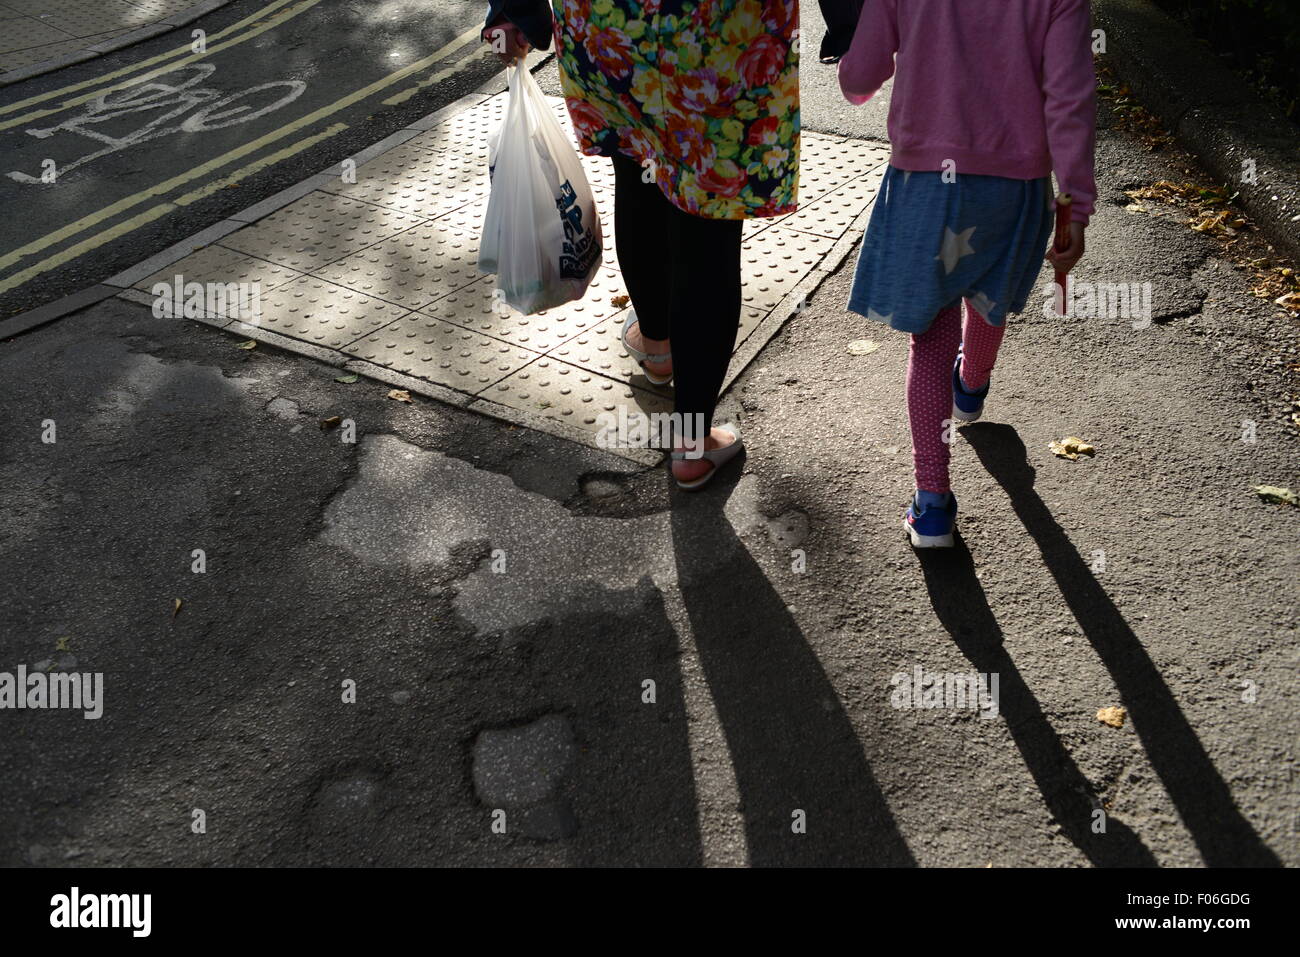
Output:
[{"left": 0, "top": 10, "right": 1295, "bottom": 866}]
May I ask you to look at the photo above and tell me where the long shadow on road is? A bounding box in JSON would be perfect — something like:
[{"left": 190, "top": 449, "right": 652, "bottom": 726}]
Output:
[
  {"left": 670, "top": 476, "right": 914, "bottom": 866},
  {"left": 961, "top": 422, "right": 1280, "bottom": 867},
  {"left": 917, "top": 535, "right": 1158, "bottom": 866}
]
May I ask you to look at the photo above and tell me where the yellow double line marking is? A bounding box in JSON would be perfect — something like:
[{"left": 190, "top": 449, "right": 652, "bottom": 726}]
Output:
[{"left": 0, "top": 24, "right": 488, "bottom": 294}]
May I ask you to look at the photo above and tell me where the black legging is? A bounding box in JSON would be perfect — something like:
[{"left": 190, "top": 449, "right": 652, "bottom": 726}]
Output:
[{"left": 611, "top": 153, "right": 743, "bottom": 432}]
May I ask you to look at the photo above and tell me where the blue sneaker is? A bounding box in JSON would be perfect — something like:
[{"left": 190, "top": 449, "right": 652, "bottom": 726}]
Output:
[
  {"left": 952, "top": 349, "right": 989, "bottom": 423},
  {"left": 904, "top": 491, "right": 957, "bottom": 548}
]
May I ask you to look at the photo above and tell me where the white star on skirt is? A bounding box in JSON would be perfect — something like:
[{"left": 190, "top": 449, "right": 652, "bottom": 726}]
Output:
[
  {"left": 936, "top": 226, "right": 977, "bottom": 275},
  {"left": 968, "top": 291, "right": 997, "bottom": 317}
]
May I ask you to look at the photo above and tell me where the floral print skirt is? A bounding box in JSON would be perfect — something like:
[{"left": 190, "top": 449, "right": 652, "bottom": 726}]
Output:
[{"left": 550, "top": 0, "right": 800, "bottom": 220}]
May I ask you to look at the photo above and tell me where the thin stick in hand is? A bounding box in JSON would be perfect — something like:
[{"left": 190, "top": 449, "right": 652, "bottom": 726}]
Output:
[{"left": 1053, "top": 192, "right": 1072, "bottom": 317}]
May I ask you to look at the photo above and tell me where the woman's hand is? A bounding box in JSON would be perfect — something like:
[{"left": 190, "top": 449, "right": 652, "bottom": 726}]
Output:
[
  {"left": 482, "top": 18, "right": 530, "bottom": 64},
  {"left": 1046, "top": 221, "right": 1086, "bottom": 274}
]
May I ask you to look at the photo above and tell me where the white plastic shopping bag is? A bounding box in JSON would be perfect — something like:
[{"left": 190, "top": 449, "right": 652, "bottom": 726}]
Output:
[{"left": 479, "top": 61, "right": 602, "bottom": 314}]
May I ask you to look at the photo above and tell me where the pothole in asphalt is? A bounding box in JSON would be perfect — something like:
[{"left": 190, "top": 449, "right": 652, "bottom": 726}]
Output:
[
  {"left": 317, "top": 776, "right": 378, "bottom": 814},
  {"left": 580, "top": 475, "right": 626, "bottom": 502},
  {"left": 306, "top": 768, "right": 389, "bottom": 859},
  {"left": 767, "top": 509, "right": 810, "bottom": 549},
  {"left": 471, "top": 714, "right": 578, "bottom": 841}
]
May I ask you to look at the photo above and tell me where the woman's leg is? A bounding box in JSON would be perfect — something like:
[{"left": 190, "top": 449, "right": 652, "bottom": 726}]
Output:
[
  {"left": 611, "top": 154, "right": 671, "bottom": 342},
  {"left": 958, "top": 300, "right": 1007, "bottom": 391},
  {"left": 664, "top": 201, "right": 743, "bottom": 450},
  {"left": 908, "top": 303, "right": 964, "bottom": 493}
]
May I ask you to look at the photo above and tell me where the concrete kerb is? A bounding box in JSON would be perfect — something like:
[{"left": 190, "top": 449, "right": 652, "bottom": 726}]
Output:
[
  {"left": 1094, "top": 0, "right": 1300, "bottom": 262},
  {"left": 0, "top": 284, "right": 120, "bottom": 338},
  {"left": 0, "top": 0, "right": 237, "bottom": 88}
]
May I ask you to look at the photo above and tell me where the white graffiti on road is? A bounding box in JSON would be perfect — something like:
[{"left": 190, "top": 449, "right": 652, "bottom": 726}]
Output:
[{"left": 7, "top": 63, "right": 306, "bottom": 183}]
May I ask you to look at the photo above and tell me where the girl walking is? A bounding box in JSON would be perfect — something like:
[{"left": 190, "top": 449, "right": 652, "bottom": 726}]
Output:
[{"left": 839, "top": 0, "right": 1095, "bottom": 546}]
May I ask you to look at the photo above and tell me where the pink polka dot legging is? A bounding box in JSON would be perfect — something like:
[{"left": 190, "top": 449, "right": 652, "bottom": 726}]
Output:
[{"left": 907, "top": 299, "right": 1006, "bottom": 493}]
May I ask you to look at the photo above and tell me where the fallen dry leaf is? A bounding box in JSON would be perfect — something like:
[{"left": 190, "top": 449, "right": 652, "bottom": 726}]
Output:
[
  {"left": 1250, "top": 264, "right": 1300, "bottom": 315},
  {"left": 1253, "top": 485, "right": 1298, "bottom": 507},
  {"left": 611, "top": 295, "right": 630, "bottom": 308},
  {"left": 847, "top": 339, "right": 880, "bottom": 356},
  {"left": 1097, "top": 706, "right": 1126, "bottom": 728},
  {"left": 237, "top": 340, "right": 257, "bottom": 350},
  {"left": 387, "top": 389, "right": 413, "bottom": 403},
  {"left": 1049, "top": 436, "right": 1097, "bottom": 460},
  {"left": 320, "top": 416, "right": 342, "bottom": 431},
  {"left": 172, "top": 598, "right": 183, "bottom": 619}
]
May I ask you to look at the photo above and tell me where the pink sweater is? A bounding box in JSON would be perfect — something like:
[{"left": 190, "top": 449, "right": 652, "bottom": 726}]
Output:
[{"left": 839, "top": 0, "right": 1097, "bottom": 223}]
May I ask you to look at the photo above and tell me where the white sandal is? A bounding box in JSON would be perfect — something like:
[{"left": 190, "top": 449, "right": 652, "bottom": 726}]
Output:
[
  {"left": 670, "top": 423, "right": 744, "bottom": 491},
  {"left": 620, "top": 309, "right": 673, "bottom": 387}
]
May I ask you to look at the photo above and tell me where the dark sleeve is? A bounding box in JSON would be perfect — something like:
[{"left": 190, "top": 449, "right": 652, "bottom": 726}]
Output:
[
  {"left": 816, "top": 0, "right": 864, "bottom": 62},
  {"left": 485, "top": 0, "right": 554, "bottom": 52}
]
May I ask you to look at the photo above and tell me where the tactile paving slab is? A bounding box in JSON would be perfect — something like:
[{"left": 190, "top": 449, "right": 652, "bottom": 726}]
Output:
[
  {"left": 741, "top": 227, "right": 836, "bottom": 311},
  {"left": 409, "top": 93, "right": 572, "bottom": 160},
  {"left": 9, "top": 0, "right": 145, "bottom": 39},
  {"left": 248, "top": 276, "right": 411, "bottom": 349},
  {"left": 409, "top": 95, "right": 504, "bottom": 160},
  {"left": 0, "top": 17, "right": 75, "bottom": 55},
  {"left": 311, "top": 220, "right": 482, "bottom": 310},
  {"left": 222, "top": 193, "right": 424, "bottom": 273},
  {"left": 118, "top": 0, "right": 194, "bottom": 19},
  {"left": 776, "top": 176, "right": 882, "bottom": 239},
  {"left": 133, "top": 243, "right": 306, "bottom": 294},
  {"left": 430, "top": 196, "right": 491, "bottom": 236},
  {"left": 318, "top": 143, "right": 488, "bottom": 223},
  {"left": 478, "top": 355, "right": 674, "bottom": 432},
  {"left": 426, "top": 268, "right": 627, "bottom": 352},
  {"left": 795, "top": 138, "right": 890, "bottom": 201},
  {"left": 342, "top": 312, "right": 540, "bottom": 393}
]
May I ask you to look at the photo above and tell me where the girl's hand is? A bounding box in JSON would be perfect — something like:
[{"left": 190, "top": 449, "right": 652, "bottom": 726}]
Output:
[
  {"left": 482, "top": 19, "right": 530, "bottom": 64},
  {"left": 1046, "top": 222, "right": 1086, "bottom": 274}
]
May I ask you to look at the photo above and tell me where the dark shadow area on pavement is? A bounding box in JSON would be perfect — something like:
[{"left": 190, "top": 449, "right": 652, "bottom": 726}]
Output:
[
  {"left": 669, "top": 470, "right": 915, "bottom": 866},
  {"left": 916, "top": 535, "right": 1158, "bottom": 866},
  {"left": 962, "top": 422, "right": 1281, "bottom": 867}
]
